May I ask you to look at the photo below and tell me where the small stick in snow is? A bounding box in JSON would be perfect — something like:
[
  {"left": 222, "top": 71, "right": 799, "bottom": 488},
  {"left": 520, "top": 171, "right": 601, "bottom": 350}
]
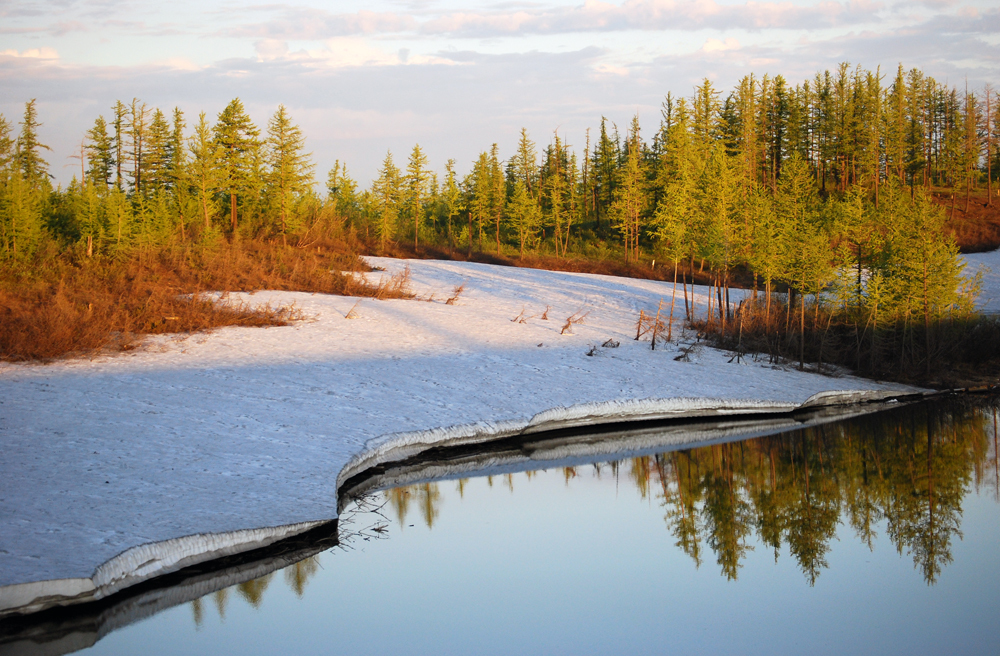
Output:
[
  {"left": 345, "top": 299, "right": 362, "bottom": 319},
  {"left": 445, "top": 283, "right": 466, "bottom": 305},
  {"left": 511, "top": 307, "right": 527, "bottom": 322},
  {"left": 561, "top": 310, "right": 590, "bottom": 335},
  {"left": 541, "top": 305, "right": 551, "bottom": 321},
  {"left": 651, "top": 299, "right": 664, "bottom": 351}
]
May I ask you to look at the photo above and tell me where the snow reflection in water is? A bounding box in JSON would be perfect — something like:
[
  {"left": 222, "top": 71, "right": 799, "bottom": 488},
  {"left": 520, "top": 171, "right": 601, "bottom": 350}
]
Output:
[{"left": 8, "top": 399, "right": 1000, "bottom": 655}]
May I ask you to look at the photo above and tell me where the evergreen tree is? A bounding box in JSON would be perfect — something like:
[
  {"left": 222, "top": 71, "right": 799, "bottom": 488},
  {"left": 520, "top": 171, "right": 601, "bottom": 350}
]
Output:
[
  {"left": 405, "top": 144, "right": 430, "bottom": 249},
  {"left": 85, "top": 116, "right": 114, "bottom": 188},
  {"left": 127, "top": 98, "right": 149, "bottom": 196},
  {"left": 266, "top": 105, "right": 314, "bottom": 242},
  {"left": 188, "top": 112, "right": 223, "bottom": 232},
  {"left": 112, "top": 100, "right": 127, "bottom": 190},
  {"left": 441, "top": 159, "right": 464, "bottom": 248},
  {"left": 505, "top": 179, "right": 541, "bottom": 258},
  {"left": 327, "top": 160, "right": 359, "bottom": 222},
  {"left": 16, "top": 99, "right": 50, "bottom": 189},
  {"left": 371, "top": 150, "right": 401, "bottom": 251},
  {"left": 610, "top": 124, "right": 647, "bottom": 263},
  {"left": 213, "top": 98, "right": 260, "bottom": 232}
]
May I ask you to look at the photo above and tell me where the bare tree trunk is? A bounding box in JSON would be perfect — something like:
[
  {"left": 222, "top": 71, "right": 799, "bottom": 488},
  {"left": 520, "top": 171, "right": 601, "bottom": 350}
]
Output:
[
  {"left": 230, "top": 193, "right": 237, "bottom": 232},
  {"left": 799, "top": 292, "right": 806, "bottom": 371},
  {"left": 651, "top": 299, "right": 663, "bottom": 351},
  {"left": 668, "top": 261, "right": 678, "bottom": 342},
  {"left": 988, "top": 86, "right": 994, "bottom": 207},
  {"left": 683, "top": 267, "right": 690, "bottom": 321}
]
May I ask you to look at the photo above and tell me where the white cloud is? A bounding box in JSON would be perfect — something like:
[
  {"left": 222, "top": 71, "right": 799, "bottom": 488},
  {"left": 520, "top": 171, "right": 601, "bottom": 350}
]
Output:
[
  {"left": 0, "top": 47, "right": 59, "bottom": 60},
  {"left": 702, "top": 37, "right": 740, "bottom": 52}
]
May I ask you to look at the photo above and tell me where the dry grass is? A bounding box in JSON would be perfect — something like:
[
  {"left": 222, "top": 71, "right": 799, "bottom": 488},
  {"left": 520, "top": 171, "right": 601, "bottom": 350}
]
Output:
[
  {"left": 0, "top": 238, "right": 411, "bottom": 362},
  {"left": 380, "top": 242, "right": 741, "bottom": 288},
  {"left": 934, "top": 190, "right": 1000, "bottom": 253}
]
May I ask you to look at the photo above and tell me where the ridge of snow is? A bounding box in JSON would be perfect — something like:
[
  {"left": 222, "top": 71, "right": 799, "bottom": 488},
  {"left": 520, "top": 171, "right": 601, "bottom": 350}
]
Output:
[{"left": 0, "top": 520, "right": 326, "bottom": 616}]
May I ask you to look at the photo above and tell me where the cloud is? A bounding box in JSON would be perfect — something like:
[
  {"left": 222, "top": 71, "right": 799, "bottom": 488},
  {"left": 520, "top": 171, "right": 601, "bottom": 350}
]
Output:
[
  {"left": 0, "top": 47, "right": 59, "bottom": 60},
  {"left": 702, "top": 37, "right": 740, "bottom": 52},
  {"left": 228, "top": 8, "right": 417, "bottom": 40},
  {"left": 223, "top": 0, "right": 887, "bottom": 41}
]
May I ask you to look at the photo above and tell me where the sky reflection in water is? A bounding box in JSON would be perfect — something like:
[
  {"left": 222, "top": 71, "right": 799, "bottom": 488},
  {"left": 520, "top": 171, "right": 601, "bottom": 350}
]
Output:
[{"left": 84, "top": 401, "right": 1000, "bottom": 655}]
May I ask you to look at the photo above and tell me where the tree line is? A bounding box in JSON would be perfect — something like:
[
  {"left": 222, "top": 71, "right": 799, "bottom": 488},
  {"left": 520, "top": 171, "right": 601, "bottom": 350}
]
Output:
[{"left": 1, "top": 63, "right": 995, "bottom": 342}]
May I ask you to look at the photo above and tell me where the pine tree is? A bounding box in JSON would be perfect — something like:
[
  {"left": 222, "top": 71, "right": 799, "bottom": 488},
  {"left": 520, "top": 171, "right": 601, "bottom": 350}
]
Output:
[
  {"left": 266, "top": 105, "right": 314, "bottom": 243},
  {"left": 593, "top": 117, "right": 618, "bottom": 231},
  {"left": 327, "top": 160, "right": 359, "bottom": 221},
  {"left": 505, "top": 179, "right": 541, "bottom": 258},
  {"left": 188, "top": 112, "right": 223, "bottom": 232},
  {"left": 405, "top": 144, "right": 430, "bottom": 249},
  {"left": 213, "top": 98, "right": 260, "bottom": 232},
  {"left": 441, "top": 159, "right": 464, "bottom": 249},
  {"left": 112, "top": 100, "right": 127, "bottom": 190},
  {"left": 488, "top": 144, "right": 505, "bottom": 254},
  {"left": 610, "top": 125, "right": 647, "bottom": 264},
  {"left": 371, "top": 150, "right": 401, "bottom": 251},
  {"left": 85, "top": 116, "right": 114, "bottom": 188},
  {"left": 144, "top": 108, "right": 171, "bottom": 195},
  {"left": 127, "top": 98, "right": 149, "bottom": 196},
  {"left": 514, "top": 128, "right": 538, "bottom": 198},
  {"left": 16, "top": 99, "right": 50, "bottom": 190}
]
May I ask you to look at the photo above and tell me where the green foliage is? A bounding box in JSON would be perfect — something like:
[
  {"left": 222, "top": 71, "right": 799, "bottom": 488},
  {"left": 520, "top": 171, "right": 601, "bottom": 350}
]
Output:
[
  {"left": 213, "top": 98, "right": 260, "bottom": 231},
  {"left": 266, "top": 105, "right": 314, "bottom": 240}
]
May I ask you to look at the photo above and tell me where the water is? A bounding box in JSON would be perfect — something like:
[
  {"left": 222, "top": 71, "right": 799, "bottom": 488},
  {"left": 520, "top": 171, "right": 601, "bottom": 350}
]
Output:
[{"left": 5, "top": 399, "right": 1000, "bottom": 655}]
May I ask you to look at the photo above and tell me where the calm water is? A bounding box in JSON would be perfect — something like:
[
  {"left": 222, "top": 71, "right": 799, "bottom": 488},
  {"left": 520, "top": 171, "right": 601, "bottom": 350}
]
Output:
[{"left": 9, "top": 400, "right": 1000, "bottom": 655}]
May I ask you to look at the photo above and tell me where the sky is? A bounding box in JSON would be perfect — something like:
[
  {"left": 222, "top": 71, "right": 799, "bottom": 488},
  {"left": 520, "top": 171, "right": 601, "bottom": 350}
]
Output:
[{"left": 1, "top": 0, "right": 998, "bottom": 188}]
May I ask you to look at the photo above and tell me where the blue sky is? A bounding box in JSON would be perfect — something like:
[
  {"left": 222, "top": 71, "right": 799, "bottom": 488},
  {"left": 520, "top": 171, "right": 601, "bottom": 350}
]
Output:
[{"left": 2, "top": 0, "right": 998, "bottom": 187}]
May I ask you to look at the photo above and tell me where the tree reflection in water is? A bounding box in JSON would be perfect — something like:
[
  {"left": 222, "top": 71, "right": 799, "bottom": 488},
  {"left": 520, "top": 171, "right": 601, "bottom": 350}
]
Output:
[
  {"left": 387, "top": 400, "right": 997, "bottom": 586},
  {"left": 185, "top": 400, "right": 998, "bottom": 627}
]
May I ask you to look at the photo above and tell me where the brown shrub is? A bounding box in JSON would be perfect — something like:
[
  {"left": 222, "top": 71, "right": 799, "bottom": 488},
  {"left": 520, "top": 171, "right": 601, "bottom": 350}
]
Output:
[{"left": 0, "top": 239, "right": 410, "bottom": 362}]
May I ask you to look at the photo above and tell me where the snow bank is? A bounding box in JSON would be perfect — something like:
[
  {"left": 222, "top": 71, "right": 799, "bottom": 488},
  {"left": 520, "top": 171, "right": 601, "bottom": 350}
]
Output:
[
  {"left": 0, "top": 257, "right": 922, "bottom": 617},
  {"left": 963, "top": 249, "right": 1000, "bottom": 314}
]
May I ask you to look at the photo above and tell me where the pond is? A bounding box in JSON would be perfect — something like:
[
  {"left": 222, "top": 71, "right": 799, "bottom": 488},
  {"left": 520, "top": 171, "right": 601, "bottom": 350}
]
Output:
[{"left": 3, "top": 398, "right": 1000, "bottom": 655}]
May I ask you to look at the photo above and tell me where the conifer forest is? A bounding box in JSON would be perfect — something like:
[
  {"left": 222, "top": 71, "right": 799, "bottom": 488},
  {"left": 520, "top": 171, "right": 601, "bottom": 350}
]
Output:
[{"left": 2, "top": 63, "right": 999, "bottom": 382}]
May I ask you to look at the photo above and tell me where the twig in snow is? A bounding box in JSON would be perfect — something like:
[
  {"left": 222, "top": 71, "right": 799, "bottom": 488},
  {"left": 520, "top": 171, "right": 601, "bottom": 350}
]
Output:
[
  {"left": 445, "top": 283, "right": 466, "bottom": 305},
  {"left": 561, "top": 310, "right": 590, "bottom": 335},
  {"left": 541, "top": 305, "right": 551, "bottom": 320},
  {"left": 345, "top": 299, "right": 362, "bottom": 319}
]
